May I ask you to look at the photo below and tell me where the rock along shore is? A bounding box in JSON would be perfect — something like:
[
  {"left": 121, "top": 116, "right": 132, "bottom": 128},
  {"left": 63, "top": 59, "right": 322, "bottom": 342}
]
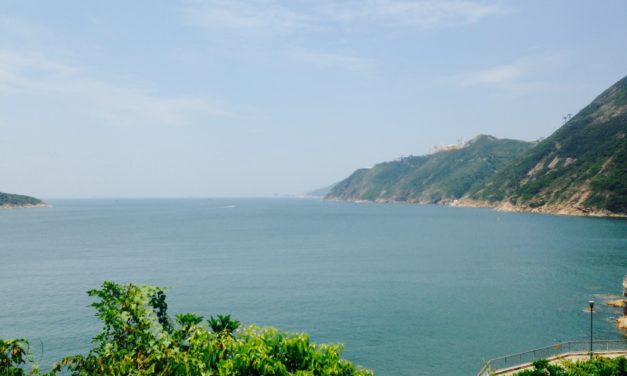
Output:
[
  {"left": 0, "top": 203, "right": 48, "bottom": 209},
  {"left": 324, "top": 197, "right": 626, "bottom": 219}
]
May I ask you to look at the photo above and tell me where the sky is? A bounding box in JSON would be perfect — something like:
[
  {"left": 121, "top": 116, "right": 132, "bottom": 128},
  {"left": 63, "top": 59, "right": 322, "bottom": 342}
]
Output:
[{"left": 1, "top": 0, "right": 626, "bottom": 198}]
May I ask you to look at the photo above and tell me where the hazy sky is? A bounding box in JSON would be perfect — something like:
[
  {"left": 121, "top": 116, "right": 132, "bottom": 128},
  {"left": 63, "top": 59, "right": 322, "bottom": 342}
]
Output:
[{"left": 1, "top": 1, "right": 626, "bottom": 198}]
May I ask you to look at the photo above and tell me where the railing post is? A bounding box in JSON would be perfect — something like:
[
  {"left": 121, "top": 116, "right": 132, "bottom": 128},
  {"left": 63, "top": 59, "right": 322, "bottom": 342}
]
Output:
[
  {"left": 477, "top": 339, "right": 627, "bottom": 375},
  {"left": 589, "top": 301, "right": 594, "bottom": 359}
]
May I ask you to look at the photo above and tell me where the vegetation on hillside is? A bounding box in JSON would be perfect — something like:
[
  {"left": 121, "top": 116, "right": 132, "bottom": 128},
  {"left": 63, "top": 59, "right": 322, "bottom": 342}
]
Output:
[
  {"left": 326, "top": 135, "right": 533, "bottom": 204},
  {"left": 0, "top": 192, "right": 44, "bottom": 207},
  {"left": 0, "top": 281, "right": 372, "bottom": 376},
  {"left": 326, "top": 75, "right": 627, "bottom": 216},
  {"left": 470, "top": 75, "right": 627, "bottom": 214},
  {"left": 513, "top": 357, "right": 627, "bottom": 376}
]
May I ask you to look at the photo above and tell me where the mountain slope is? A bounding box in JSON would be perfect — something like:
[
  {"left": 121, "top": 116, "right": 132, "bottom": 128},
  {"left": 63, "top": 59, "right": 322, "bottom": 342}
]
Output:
[
  {"left": 326, "top": 135, "right": 534, "bottom": 204},
  {"left": 0, "top": 192, "right": 45, "bottom": 208},
  {"left": 467, "top": 75, "right": 627, "bottom": 216}
]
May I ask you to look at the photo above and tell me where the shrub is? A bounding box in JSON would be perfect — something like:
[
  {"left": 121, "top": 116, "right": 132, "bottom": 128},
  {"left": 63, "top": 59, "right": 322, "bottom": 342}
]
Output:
[
  {"left": 0, "top": 339, "right": 30, "bottom": 376},
  {"left": 1, "top": 281, "right": 373, "bottom": 376},
  {"left": 513, "top": 356, "right": 627, "bottom": 376}
]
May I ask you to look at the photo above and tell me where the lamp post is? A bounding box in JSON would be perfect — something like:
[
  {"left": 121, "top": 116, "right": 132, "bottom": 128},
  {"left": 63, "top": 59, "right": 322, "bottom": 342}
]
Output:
[{"left": 589, "top": 300, "right": 594, "bottom": 359}]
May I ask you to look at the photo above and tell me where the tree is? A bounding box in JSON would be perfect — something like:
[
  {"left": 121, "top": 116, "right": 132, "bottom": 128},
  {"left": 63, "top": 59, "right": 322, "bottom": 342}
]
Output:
[{"left": 2, "top": 281, "right": 373, "bottom": 376}]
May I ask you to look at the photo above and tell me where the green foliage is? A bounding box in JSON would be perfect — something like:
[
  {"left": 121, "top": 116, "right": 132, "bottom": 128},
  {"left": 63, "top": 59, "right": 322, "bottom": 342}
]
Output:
[
  {"left": 326, "top": 135, "right": 533, "bottom": 203},
  {"left": 4, "top": 281, "right": 372, "bottom": 376},
  {"left": 0, "top": 192, "right": 43, "bottom": 207},
  {"left": 471, "top": 75, "right": 627, "bottom": 214},
  {"left": 587, "top": 137, "right": 627, "bottom": 213},
  {"left": 513, "top": 356, "right": 627, "bottom": 376},
  {"left": 0, "top": 339, "right": 30, "bottom": 376},
  {"left": 328, "top": 76, "right": 627, "bottom": 215},
  {"left": 514, "top": 359, "right": 566, "bottom": 376},
  {"left": 207, "top": 315, "right": 240, "bottom": 336},
  {"left": 176, "top": 313, "right": 204, "bottom": 328},
  {"left": 52, "top": 281, "right": 178, "bottom": 374}
]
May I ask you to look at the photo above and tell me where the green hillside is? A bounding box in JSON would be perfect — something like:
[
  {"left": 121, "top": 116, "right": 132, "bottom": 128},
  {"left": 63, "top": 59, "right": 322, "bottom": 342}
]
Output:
[
  {"left": 326, "top": 135, "right": 534, "bottom": 204},
  {"left": 0, "top": 192, "right": 44, "bottom": 207},
  {"left": 469, "top": 75, "right": 627, "bottom": 215}
]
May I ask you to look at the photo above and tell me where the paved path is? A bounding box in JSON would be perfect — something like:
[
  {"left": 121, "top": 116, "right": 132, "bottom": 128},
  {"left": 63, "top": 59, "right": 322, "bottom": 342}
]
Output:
[{"left": 492, "top": 351, "right": 627, "bottom": 375}]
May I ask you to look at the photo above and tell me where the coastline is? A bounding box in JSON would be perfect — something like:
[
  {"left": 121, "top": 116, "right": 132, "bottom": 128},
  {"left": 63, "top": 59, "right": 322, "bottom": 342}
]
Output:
[
  {"left": 453, "top": 198, "right": 627, "bottom": 218},
  {"left": 323, "top": 197, "right": 627, "bottom": 219},
  {"left": 0, "top": 203, "right": 48, "bottom": 210}
]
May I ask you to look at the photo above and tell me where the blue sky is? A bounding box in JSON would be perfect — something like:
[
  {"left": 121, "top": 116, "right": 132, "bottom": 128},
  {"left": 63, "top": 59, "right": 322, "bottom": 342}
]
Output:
[{"left": 1, "top": 0, "right": 626, "bottom": 198}]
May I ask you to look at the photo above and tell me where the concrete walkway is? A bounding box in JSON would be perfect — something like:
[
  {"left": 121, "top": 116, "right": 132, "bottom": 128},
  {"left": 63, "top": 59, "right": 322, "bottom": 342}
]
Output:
[{"left": 491, "top": 351, "right": 627, "bottom": 375}]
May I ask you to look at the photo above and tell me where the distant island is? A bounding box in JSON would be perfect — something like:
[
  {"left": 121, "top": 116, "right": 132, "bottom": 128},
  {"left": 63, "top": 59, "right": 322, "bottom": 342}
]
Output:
[
  {"left": 325, "top": 75, "right": 627, "bottom": 217},
  {"left": 0, "top": 192, "right": 46, "bottom": 209}
]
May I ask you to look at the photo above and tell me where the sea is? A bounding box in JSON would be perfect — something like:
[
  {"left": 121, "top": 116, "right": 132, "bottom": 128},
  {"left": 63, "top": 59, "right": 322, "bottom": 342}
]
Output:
[{"left": 1, "top": 198, "right": 626, "bottom": 375}]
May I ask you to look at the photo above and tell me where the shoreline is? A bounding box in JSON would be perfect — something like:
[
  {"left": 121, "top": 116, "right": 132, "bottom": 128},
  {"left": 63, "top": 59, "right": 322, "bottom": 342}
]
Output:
[
  {"left": 453, "top": 198, "right": 627, "bottom": 218},
  {"left": 0, "top": 203, "right": 48, "bottom": 210},
  {"left": 323, "top": 197, "right": 627, "bottom": 219}
]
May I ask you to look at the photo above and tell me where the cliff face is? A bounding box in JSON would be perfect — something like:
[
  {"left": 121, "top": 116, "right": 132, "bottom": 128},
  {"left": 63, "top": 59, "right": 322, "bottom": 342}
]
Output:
[
  {"left": 325, "top": 75, "right": 627, "bottom": 217},
  {"left": 467, "top": 75, "right": 627, "bottom": 216},
  {"left": 326, "top": 135, "right": 534, "bottom": 204},
  {"left": 0, "top": 192, "right": 46, "bottom": 208}
]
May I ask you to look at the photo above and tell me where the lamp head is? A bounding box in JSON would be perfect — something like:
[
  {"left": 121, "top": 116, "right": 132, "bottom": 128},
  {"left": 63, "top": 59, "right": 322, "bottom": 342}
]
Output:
[{"left": 589, "top": 300, "right": 594, "bottom": 309}]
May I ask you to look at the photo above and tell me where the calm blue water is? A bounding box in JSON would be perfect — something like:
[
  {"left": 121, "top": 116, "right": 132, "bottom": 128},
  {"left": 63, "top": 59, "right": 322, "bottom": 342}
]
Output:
[{"left": 0, "top": 199, "right": 626, "bottom": 375}]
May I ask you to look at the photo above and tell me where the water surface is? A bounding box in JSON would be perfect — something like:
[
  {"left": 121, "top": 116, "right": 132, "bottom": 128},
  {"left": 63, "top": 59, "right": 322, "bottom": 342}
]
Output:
[{"left": 1, "top": 199, "right": 625, "bottom": 375}]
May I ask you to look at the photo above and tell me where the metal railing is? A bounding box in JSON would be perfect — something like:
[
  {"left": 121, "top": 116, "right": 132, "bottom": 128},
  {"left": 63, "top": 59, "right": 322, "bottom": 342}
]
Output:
[{"left": 477, "top": 340, "right": 627, "bottom": 376}]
